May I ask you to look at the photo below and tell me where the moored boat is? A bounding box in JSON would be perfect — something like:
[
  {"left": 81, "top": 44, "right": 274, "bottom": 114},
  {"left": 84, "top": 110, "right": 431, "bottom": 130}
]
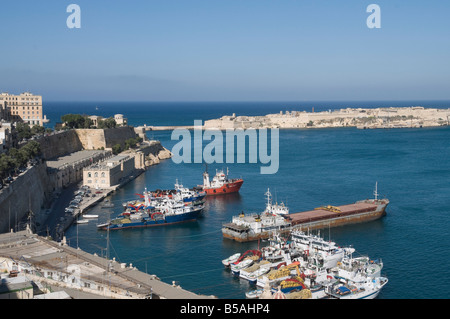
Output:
[
  {"left": 245, "top": 288, "right": 264, "bottom": 299},
  {"left": 222, "top": 253, "right": 241, "bottom": 267},
  {"left": 222, "top": 183, "right": 389, "bottom": 242},
  {"left": 200, "top": 167, "right": 243, "bottom": 195},
  {"left": 97, "top": 190, "right": 204, "bottom": 231},
  {"left": 230, "top": 258, "right": 254, "bottom": 276}
]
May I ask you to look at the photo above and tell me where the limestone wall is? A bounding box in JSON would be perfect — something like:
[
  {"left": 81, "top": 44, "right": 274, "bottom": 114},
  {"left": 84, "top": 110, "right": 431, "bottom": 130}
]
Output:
[
  {"left": 75, "top": 127, "right": 137, "bottom": 150},
  {"left": 37, "top": 130, "right": 83, "bottom": 159},
  {"left": 0, "top": 163, "right": 51, "bottom": 233}
]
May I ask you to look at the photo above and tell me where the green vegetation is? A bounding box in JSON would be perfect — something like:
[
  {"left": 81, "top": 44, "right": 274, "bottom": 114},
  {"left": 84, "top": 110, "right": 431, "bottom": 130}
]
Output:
[
  {"left": 97, "top": 117, "right": 116, "bottom": 129},
  {"left": 60, "top": 114, "right": 117, "bottom": 129},
  {"left": 15, "top": 123, "right": 52, "bottom": 141},
  {"left": 61, "top": 114, "right": 93, "bottom": 129},
  {"left": 112, "top": 137, "right": 143, "bottom": 155},
  {"left": 0, "top": 141, "right": 41, "bottom": 181}
]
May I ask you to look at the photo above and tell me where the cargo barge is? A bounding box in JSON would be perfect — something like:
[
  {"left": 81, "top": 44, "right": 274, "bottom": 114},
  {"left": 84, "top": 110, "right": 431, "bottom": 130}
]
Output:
[{"left": 222, "top": 184, "right": 389, "bottom": 242}]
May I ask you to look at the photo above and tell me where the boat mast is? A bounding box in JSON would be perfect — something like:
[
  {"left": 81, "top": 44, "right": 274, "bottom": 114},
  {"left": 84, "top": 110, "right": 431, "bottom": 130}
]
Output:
[
  {"left": 265, "top": 188, "right": 272, "bottom": 209},
  {"left": 374, "top": 182, "right": 379, "bottom": 201}
]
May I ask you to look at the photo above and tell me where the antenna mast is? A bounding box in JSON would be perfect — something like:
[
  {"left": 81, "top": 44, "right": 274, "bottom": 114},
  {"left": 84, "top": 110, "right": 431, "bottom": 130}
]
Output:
[{"left": 374, "top": 182, "right": 379, "bottom": 201}]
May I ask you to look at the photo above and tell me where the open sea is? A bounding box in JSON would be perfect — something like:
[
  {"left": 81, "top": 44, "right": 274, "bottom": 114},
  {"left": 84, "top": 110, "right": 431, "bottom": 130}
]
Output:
[{"left": 45, "top": 100, "right": 450, "bottom": 299}]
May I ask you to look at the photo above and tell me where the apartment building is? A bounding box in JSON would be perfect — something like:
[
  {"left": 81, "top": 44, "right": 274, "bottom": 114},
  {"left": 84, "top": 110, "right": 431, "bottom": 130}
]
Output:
[{"left": 0, "top": 92, "right": 48, "bottom": 126}]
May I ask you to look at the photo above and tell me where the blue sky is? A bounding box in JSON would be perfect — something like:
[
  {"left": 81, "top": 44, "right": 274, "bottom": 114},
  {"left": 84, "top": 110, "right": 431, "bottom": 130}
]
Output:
[{"left": 0, "top": 0, "right": 449, "bottom": 101}]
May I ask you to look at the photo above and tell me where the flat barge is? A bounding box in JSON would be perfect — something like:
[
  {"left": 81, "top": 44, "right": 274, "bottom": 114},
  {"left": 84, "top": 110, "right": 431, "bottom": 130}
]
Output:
[{"left": 222, "top": 189, "right": 389, "bottom": 242}]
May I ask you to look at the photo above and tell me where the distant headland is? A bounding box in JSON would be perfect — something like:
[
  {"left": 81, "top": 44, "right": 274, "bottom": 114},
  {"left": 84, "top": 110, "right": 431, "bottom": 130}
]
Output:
[{"left": 203, "top": 106, "right": 450, "bottom": 130}]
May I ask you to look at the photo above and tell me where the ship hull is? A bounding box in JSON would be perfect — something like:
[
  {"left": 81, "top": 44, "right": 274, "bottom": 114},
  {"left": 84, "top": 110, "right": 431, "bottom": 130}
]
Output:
[
  {"left": 98, "top": 209, "right": 202, "bottom": 231},
  {"left": 204, "top": 179, "right": 243, "bottom": 195},
  {"left": 222, "top": 200, "right": 389, "bottom": 242}
]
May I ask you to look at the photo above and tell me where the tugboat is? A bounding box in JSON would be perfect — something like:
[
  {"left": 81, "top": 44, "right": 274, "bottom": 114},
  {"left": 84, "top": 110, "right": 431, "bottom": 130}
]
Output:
[{"left": 200, "top": 167, "right": 243, "bottom": 195}]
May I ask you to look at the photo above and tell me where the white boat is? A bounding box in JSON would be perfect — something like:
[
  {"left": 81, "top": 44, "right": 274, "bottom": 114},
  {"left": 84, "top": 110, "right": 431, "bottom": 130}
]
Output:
[
  {"left": 239, "top": 260, "right": 271, "bottom": 282},
  {"left": 256, "top": 261, "right": 301, "bottom": 288},
  {"left": 323, "top": 276, "right": 388, "bottom": 299},
  {"left": 75, "top": 219, "right": 89, "bottom": 224},
  {"left": 222, "top": 253, "right": 241, "bottom": 267},
  {"left": 230, "top": 259, "right": 254, "bottom": 276},
  {"left": 246, "top": 266, "right": 271, "bottom": 285},
  {"left": 245, "top": 288, "right": 264, "bottom": 299},
  {"left": 222, "top": 189, "right": 292, "bottom": 242},
  {"left": 290, "top": 230, "right": 353, "bottom": 269},
  {"left": 83, "top": 214, "right": 99, "bottom": 219}
]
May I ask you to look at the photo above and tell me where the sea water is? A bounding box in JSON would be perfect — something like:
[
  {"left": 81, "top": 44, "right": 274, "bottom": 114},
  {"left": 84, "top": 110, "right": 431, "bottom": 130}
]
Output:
[{"left": 46, "top": 101, "right": 450, "bottom": 299}]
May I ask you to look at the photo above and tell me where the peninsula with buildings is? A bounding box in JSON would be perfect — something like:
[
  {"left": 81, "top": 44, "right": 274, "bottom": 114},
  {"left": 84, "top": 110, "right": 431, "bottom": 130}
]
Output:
[{"left": 204, "top": 106, "right": 450, "bottom": 130}]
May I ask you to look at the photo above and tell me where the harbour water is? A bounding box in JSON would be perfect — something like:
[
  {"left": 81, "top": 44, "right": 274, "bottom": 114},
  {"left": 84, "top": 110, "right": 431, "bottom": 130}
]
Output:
[{"left": 47, "top": 101, "right": 450, "bottom": 299}]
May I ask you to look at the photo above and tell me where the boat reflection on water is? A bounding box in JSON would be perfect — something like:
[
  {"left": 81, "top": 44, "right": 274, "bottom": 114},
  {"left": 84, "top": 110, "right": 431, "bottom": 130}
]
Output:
[{"left": 205, "top": 192, "right": 242, "bottom": 213}]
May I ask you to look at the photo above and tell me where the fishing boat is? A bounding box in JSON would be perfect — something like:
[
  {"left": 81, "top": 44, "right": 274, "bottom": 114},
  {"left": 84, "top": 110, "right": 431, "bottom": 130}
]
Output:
[
  {"left": 222, "top": 253, "right": 241, "bottom": 267},
  {"left": 239, "top": 260, "right": 271, "bottom": 281},
  {"left": 291, "top": 230, "right": 354, "bottom": 269},
  {"left": 200, "top": 167, "right": 243, "bottom": 195},
  {"left": 222, "top": 189, "right": 291, "bottom": 242},
  {"left": 246, "top": 265, "right": 272, "bottom": 285},
  {"left": 323, "top": 276, "right": 388, "bottom": 299},
  {"left": 271, "top": 277, "right": 307, "bottom": 294},
  {"left": 256, "top": 261, "right": 301, "bottom": 288},
  {"left": 174, "top": 180, "right": 206, "bottom": 203},
  {"left": 245, "top": 288, "right": 264, "bottom": 299},
  {"left": 230, "top": 258, "right": 254, "bottom": 276},
  {"left": 97, "top": 191, "right": 204, "bottom": 230}
]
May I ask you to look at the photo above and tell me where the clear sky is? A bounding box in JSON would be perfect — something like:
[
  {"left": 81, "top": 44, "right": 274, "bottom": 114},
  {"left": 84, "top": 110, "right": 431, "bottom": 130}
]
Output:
[{"left": 0, "top": 0, "right": 449, "bottom": 101}]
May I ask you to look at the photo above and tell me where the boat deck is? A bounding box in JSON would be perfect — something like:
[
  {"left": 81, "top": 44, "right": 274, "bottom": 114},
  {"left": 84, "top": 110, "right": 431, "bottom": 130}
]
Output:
[{"left": 289, "top": 202, "right": 378, "bottom": 225}]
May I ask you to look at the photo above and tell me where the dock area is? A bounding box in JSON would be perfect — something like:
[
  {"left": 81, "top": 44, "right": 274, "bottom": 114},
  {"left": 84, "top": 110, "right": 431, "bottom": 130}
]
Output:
[{"left": 0, "top": 230, "right": 216, "bottom": 299}]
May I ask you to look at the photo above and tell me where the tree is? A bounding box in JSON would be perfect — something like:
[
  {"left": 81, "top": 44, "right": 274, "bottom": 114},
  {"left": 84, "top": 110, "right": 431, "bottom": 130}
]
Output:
[
  {"left": 112, "top": 144, "right": 122, "bottom": 155},
  {"left": 31, "top": 125, "right": 45, "bottom": 135},
  {"left": 16, "top": 122, "right": 32, "bottom": 140},
  {"left": 61, "top": 114, "right": 92, "bottom": 129},
  {"left": 98, "top": 117, "right": 116, "bottom": 129}
]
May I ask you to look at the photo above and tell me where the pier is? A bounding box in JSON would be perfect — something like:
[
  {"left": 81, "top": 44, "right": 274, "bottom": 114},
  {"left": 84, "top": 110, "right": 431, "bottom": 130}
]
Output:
[{"left": 0, "top": 230, "right": 216, "bottom": 299}]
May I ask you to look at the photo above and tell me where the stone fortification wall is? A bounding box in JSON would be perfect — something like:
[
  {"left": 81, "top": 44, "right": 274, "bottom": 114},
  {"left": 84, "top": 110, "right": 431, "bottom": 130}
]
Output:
[
  {"left": 37, "top": 127, "right": 139, "bottom": 159},
  {"left": 37, "top": 130, "right": 83, "bottom": 159},
  {"left": 103, "top": 127, "right": 138, "bottom": 148},
  {"left": 0, "top": 163, "right": 51, "bottom": 234},
  {"left": 76, "top": 127, "right": 137, "bottom": 150}
]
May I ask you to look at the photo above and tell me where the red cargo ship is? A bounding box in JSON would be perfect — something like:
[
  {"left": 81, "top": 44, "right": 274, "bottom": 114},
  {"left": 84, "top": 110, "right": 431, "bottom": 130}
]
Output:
[{"left": 201, "top": 168, "right": 243, "bottom": 195}]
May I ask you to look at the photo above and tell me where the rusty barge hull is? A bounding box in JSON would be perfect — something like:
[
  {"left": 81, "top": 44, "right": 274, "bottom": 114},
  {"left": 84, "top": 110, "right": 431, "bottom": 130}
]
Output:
[
  {"left": 289, "top": 201, "right": 387, "bottom": 232},
  {"left": 222, "top": 200, "right": 388, "bottom": 242}
]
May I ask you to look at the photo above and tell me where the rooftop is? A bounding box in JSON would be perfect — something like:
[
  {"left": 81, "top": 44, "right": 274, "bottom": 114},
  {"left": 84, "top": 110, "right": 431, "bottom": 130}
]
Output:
[{"left": 0, "top": 230, "right": 213, "bottom": 299}]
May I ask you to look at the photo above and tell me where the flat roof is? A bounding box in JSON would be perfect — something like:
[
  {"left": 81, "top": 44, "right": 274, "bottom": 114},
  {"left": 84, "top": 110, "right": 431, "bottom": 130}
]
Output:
[{"left": 46, "top": 150, "right": 110, "bottom": 168}]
